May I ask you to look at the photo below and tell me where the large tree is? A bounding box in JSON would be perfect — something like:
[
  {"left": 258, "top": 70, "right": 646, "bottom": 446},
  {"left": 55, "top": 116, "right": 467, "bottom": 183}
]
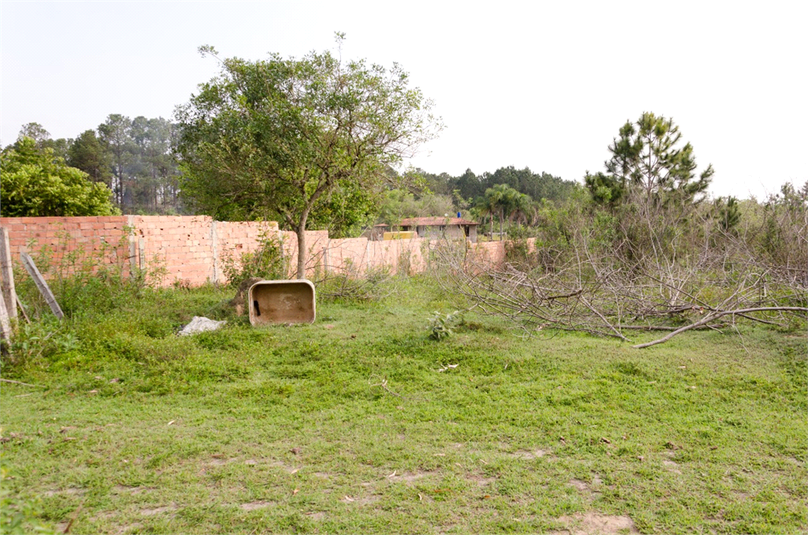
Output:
[
  {"left": 0, "top": 137, "right": 118, "bottom": 217},
  {"left": 130, "top": 116, "right": 179, "bottom": 212},
  {"left": 174, "top": 38, "right": 441, "bottom": 278},
  {"left": 14, "top": 123, "right": 70, "bottom": 160},
  {"left": 67, "top": 129, "right": 112, "bottom": 185},
  {"left": 98, "top": 114, "right": 134, "bottom": 206}
]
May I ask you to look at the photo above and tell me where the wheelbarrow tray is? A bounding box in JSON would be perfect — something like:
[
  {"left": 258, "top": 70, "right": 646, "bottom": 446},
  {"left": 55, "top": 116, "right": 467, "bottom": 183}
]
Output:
[{"left": 248, "top": 280, "right": 316, "bottom": 326}]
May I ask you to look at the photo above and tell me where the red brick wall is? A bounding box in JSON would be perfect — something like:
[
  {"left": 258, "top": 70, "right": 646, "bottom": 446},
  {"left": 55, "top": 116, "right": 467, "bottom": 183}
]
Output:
[
  {"left": 0, "top": 216, "right": 505, "bottom": 286},
  {"left": 0, "top": 216, "right": 132, "bottom": 275}
]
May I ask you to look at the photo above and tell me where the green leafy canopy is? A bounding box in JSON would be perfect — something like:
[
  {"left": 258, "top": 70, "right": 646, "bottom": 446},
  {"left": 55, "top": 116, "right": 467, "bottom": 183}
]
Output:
[
  {"left": 0, "top": 137, "right": 118, "bottom": 217},
  {"left": 174, "top": 36, "right": 442, "bottom": 277}
]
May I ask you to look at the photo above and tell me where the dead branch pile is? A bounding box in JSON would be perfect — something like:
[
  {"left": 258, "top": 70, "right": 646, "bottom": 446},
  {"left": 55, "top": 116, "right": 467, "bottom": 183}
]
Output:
[{"left": 432, "top": 204, "right": 807, "bottom": 348}]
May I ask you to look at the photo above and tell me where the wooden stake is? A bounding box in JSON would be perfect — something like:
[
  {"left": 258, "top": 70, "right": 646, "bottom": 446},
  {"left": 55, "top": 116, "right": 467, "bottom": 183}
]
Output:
[
  {"left": 16, "top": 295, "right": 31, "bottom": 324},
  {"left": 20, "top": 252, "right": 64, "bottom": 319},
  {"left": 0, "top": 287, "right": 11, "bottom": 348},
  {"left": 0, "top": 227, "right": 17, "bottom": 321}
]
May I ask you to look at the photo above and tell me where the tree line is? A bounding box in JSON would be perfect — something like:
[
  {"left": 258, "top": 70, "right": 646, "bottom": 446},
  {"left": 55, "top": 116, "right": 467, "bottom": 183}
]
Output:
[
  {"left": 2, "top": 116, "right": 182, "bottom": 216},
  {"left": 422, "top": 166, "right": 577, "bottom": 207},
  {"left": 1, "top": 117, "right": 577, "bottom": 232}
]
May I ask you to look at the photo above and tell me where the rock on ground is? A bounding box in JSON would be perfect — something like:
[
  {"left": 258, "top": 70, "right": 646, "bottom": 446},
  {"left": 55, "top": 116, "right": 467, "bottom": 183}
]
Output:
[{"left": 178, "top": 316, "right": 227, "bottom": 336}]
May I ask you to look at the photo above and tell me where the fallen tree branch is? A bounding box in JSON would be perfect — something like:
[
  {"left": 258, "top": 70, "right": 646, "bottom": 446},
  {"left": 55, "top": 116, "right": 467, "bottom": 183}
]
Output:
[
  {"left": 369, "top": 376, "right": 404, "bottom": 398},
  {"left": 618, "top": 322, "right": 730, "bottom": 332},
  {"left": 633, "top": 307, "right": 807, "bottom": 349},
  {"left": 0, "top": 378, "right": 44, "bottom": 388},
  {"left": 733, "top": 312, "right": 781, "bottom": 326}
]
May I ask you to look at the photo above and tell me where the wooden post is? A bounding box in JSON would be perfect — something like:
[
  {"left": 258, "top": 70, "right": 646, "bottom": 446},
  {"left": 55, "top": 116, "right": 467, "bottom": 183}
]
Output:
[
  {"left": 0, "top": 287, "right": 11, "bottom": 348},
  {"left": 16, "top": 295, "right": 30, "bottom": 324},
  {"left": 0, "top": 227, "right": 17, "bottom": 321},
  {"left": 20, "top": 252, "right": 64, "bottom": 319}
]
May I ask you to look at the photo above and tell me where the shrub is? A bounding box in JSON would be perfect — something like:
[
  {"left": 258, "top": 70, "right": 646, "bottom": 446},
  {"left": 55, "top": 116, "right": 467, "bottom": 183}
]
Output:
[
  {"left": 220, "top": 230, "right": 285, "bottom": 289},
  {"left": 428, "top": 310, "right": 461, "bottom": 341}
]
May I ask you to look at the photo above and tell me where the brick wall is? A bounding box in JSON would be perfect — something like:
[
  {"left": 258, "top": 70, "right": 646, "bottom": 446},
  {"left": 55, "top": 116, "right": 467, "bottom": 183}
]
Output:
[
  {"left": 0, "top": 216, "right": 505, "bottom": 286},
  {"left": 0, "top": 216, "right": 132, "bottom": 275}
]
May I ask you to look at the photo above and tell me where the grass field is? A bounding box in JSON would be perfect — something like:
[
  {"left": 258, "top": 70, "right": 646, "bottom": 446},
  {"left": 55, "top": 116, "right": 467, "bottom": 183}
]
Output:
[{"left": 1, "top": 276, "right": 806, "bottom": 534}]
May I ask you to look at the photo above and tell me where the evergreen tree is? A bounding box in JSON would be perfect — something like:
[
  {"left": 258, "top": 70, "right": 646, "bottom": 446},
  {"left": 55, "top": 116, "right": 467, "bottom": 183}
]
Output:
[
  {"left": 585, "top": 112, "right": 713, "bottom": 210},
  {"left": 67, "top": 130, "right": 112, "bottom": 185}
]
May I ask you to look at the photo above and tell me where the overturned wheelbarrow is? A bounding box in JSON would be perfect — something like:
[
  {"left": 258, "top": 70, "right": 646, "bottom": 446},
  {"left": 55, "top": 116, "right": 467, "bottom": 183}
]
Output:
[{"left": 248, "top": 280, "right": 316, "bottom": 326}]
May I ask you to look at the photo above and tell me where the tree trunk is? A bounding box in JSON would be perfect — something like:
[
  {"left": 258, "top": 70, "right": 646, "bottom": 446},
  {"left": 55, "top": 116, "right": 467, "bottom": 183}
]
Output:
[
  {"left": 295, "top": 210, "right": 311, "bottom": 279},
  {"left": 296, "top": 224, "right": 306, "bottom": 280}
]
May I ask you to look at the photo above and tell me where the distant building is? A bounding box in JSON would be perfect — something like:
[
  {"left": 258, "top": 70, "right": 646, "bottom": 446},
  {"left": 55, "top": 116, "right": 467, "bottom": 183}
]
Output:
[{"left": 372, "top": 217, "right": 478, "bottom": 242}]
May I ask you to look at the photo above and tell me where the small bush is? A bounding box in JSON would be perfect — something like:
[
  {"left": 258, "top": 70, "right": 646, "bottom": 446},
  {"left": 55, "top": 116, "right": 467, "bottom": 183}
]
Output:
[
  {"left": 220, "top": 230, "right": 285, "bottom": 289},
  {"left": 6, "top": 319, "right": 79, "bottom": 367},
  {"left": 428, "top": 310, "right": 461, "bottom": 341}
]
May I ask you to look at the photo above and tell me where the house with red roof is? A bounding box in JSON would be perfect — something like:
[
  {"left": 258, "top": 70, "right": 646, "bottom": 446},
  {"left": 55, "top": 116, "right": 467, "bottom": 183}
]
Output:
[{"left": 372, "top": 216, "right": 478, "bottom": 242}]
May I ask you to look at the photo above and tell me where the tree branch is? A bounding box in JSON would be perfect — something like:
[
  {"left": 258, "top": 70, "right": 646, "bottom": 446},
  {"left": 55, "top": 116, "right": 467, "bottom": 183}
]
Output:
[{"left": 633, "top": 307, "right": 807, "bottom": 349}]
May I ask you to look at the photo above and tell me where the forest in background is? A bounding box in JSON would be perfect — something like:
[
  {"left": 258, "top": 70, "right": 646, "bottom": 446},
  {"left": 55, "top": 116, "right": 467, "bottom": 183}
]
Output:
[
  {"left": 1, "top": 117, "right": 804, "bottom": 251},
  {"left": 1, "top": 119, "right": 578, "bottom": 236}
]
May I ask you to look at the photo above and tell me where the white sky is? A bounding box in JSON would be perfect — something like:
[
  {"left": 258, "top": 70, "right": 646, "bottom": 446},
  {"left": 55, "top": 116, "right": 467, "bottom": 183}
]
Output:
[{"left": 2, "top": 0, "right": 806, "bottom": 200}]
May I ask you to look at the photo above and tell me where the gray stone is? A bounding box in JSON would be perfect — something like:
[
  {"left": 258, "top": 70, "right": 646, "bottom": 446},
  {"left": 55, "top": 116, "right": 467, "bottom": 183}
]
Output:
[{"left": 178, "top": 316, "right": 226, "bottom": 336}]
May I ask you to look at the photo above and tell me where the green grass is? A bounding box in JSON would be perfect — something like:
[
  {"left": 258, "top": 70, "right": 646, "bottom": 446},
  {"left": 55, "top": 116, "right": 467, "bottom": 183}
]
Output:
[{"left": 1, "top": 276, "right": 806, "bottom": 534}]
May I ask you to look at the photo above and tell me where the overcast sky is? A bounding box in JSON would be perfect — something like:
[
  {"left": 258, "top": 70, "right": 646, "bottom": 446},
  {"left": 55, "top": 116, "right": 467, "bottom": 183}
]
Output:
[{"left": 2, "top": 1, "right": 806, "bottom": 200}]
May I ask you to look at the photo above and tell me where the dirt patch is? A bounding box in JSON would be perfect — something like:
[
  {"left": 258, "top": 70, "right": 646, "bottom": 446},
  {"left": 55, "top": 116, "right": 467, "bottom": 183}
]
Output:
[
  {"left": 240, "top": 500, "right": 275, "bottom": 511},
  {"left": 112, "top": 485, "right": 152, "bottom": 495},
  {"left": 386, "top": 470, "right": 434, "bottom": 484},
  {"left": 568, "top": 476, "right": 604, "bottom": 500},
  {"left": 556, "top": 512, "right": 639, "bottom": 535},
  {"left": 467, "top": 473, "right": 497, "bottom": 487},
  {"left": 206, "top": 457, "right": 238, "bottom": 466},
  {"left": 662, "top": 459, "right": 682, "bottom": 474},
  {"left": 305, "top": 511, "right": 326, "bottom": 521},
  {"left": 569, "top": 479, "right": 590, "bottom": 492},
  {"left": 510, "top": 449, "right": 553, "bottom": 460},
  {"left": 140, "top": 504, "right": 177, "bottom": 516},
  {"left": 340, "top": 494, "right": 379, "bottom": 506},
  {"left": 113, "top": 522, "right": 143, "bottom": 535}
]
